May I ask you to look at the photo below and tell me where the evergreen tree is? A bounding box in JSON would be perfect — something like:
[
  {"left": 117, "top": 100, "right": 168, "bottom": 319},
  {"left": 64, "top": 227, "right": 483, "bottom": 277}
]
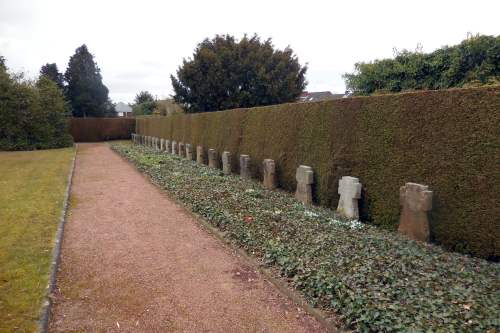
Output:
[
  {"left": 64, "top": 44, "right": 110, "bottom": 117},
  {"left": 134, "top": 91, "right": 155, "bottom": 104},
  {"left": 40, "top": 63, "right": 65, "bottom": 89},
  {"left": 171, "top": 34, "right": 307, "bottom": 113}
]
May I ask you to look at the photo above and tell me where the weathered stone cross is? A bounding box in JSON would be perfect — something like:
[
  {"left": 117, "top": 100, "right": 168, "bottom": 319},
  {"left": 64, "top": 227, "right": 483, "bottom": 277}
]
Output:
[
  {"left": 398, "top": 182, "right": 433, "bottom": 242},
  {"left": 295, "top": 165, "right": 313, "bottom": 205},
  {"left": 336, "top": 176, "right": 362, "bottom": 219}
]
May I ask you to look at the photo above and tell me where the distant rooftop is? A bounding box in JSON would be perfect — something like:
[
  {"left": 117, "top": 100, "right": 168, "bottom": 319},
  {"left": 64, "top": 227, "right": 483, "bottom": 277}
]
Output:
[
  {"left": 115, "top": 102, "right": 132, "bottom": 113},
  {"left": 299, "top": 91, "right": 346, "bottom": 102}
]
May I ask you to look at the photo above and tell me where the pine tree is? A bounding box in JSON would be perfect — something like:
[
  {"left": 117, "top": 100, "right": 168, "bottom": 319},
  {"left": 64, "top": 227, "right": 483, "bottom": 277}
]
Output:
[
  {"left": 64, "top": 44, "right": 111, "bottom": 117},
  {"left": 40, "top": 63, "right": 65, "bottom": 89}
]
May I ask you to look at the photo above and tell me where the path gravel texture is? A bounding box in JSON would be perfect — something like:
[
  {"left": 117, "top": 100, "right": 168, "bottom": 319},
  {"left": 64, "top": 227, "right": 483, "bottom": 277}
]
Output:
[{"left": 49, "top": 143, "right": 326, "bottom": 332}]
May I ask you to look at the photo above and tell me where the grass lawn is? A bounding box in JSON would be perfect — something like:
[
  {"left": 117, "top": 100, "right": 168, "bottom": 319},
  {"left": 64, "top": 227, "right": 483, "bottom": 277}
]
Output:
[
  {"left": 112, "top": 142, "right": 500, "bottom": 332},
  {"left": 0, "top": 147, "right": 74, "bottom": 333}
]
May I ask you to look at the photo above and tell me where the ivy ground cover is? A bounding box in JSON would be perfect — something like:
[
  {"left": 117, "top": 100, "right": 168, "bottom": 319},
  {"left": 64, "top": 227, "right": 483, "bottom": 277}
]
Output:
[
  {"left": 112, "top": 142, "right": 499, "bottom": 332},
  {"left": 0, "top": 147, "right": 74, "bottom": 332}
]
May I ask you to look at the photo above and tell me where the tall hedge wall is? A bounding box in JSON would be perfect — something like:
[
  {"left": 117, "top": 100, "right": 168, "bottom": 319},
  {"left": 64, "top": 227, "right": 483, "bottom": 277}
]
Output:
[
  {"left": 70, "top": 118, "right": 135, "bottom": 142},
  {"left": 136, "top": 86, "right": 500, "bottom": 259}
]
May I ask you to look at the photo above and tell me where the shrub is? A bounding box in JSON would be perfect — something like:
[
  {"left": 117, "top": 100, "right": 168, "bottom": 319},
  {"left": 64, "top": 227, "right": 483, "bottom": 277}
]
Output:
[
  {"left": 344, "top": 34, "right": 500, "bottom": 95},
  {"left": 132, "top": 102, "right": 156, "bottom": 116},
  {"left": 0, "top": 65, "right": 72, "bottom": 150}
]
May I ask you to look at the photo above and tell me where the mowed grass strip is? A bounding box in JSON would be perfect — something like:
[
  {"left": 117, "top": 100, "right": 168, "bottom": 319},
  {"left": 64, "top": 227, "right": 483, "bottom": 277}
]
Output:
[
  {"left": 0, "top": 147, "right": 74, "bottom": 333},
  {"left": 112, "top": 142, "right": 500, "bottom": 332}
]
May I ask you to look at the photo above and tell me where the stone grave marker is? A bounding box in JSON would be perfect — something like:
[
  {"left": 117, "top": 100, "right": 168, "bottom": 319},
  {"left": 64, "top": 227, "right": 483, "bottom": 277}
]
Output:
[
  {"left": 165, "top": 140, "right": 171, "bottom": 153},
  {"left": 186, "top": 144, "right": 193, "bottom": 160},
  {"left": 171, "top": 141, "right": 177, "bottom": 155},
  {"left": 239, "top": 155, "right": 251, "bottom": 179},
  {"left": 179, "top": 142, "right": 185, "bottom": 157},
  {"left": 337, "top": 176, "right": 362, "bottom": 219},
  {"left": 295, "top": 165, "right": 314, "bottom": 205},
  {"left": 398, "top": 182, "right": 433, "bottom": 242},
  {"left": 222, "top": 151, "right": 232, "bottom": 175},
  {"left": 196, "top": 146, "right": 204, "bottom": 165},
  {"left": 208, "top": 149, "right": 219, "bottom": 168},
  {"left": 262, "top": 159, "right": 277, "bottom": 190}
]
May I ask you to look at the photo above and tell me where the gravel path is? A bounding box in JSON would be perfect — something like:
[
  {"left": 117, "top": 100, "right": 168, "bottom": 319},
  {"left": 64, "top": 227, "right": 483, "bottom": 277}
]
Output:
[{"left": 49, "top": 143, "right": 326, "bottom": 332}]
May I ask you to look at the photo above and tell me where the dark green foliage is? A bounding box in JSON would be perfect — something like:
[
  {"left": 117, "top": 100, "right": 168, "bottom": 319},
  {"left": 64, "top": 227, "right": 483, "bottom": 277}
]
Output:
[
  {"left": 40, "top": 63, "right": 65, "bottom": 89},
  {"left": 35, "top": 76, "right": 74, "bottom": 147},
  {"left": 132, "top": 91, "right": 157, "bottom": 116},
  {"left": 136, "top": 86, "right": 500, "bottom": 259},
  {"left": 344, "top": 34, "right": 500, "bottom": 95},
  {"left": 112, "top": 142, "right": 500, "bottom": 332},
  {"left": 134, "top": 91, "right": 155, "bottom": 104},
  {"left": 102, "top": 98, "right": 117, "bottom": 117},
  {"left": 0, "top": 63, "right": 73, "bottom": 150},
  {"left": 69, "top": 118, "right": 135, "bottom": 142},
  {"left": 132, "top": 102, "right": 156, "bottom": 116},
  {"left": 171, "top": 34, "right": 307, "bottom": 113},
  {"left": 64, "top": 44, "right": 112, "bottom": 117}
]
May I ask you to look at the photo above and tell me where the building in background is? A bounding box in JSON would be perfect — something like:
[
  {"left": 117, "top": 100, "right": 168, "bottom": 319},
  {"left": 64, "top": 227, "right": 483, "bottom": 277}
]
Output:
[
  {"left": 298, "top": 91, "right": 347, "bottom": 102},
  {"left": 115, "top": 102, "right": 133, "bottom": 117}
]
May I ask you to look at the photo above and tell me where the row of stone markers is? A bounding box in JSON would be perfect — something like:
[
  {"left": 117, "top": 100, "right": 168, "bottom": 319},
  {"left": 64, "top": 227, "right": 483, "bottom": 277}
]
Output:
[{"left": 131, "top": 133, "right": 433, "bottom": 243}]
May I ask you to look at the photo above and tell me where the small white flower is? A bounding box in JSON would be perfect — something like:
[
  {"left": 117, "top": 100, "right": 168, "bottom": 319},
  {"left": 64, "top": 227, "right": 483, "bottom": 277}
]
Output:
[
  {"left": 327, "top": 218, "right": 364, "bottom": 230},
  {"left": 304, "top": 210, "right": 319, "bottom": 218}
]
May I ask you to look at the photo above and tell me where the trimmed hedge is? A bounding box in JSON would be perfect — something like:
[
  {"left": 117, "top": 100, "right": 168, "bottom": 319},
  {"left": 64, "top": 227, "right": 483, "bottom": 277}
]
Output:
[
  {"left": 136, "top": 86, "right": 500, "bottom": 259},
  {"left": 70, "top": 117, "right": 135, "bottom": 142}
]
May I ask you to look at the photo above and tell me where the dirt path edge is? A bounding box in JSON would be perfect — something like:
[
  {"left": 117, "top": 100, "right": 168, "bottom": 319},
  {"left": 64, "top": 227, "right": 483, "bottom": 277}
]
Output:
[
  {"left": 112, "top": 144, "right": 345, "bottom": 333},
  {"left": 37, "top": 145, "right": 77, "bottom": 333}
]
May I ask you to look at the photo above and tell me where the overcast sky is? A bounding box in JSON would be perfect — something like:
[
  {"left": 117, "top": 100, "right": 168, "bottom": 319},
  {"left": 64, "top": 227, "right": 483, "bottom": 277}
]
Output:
[{"left": 1, "top": 0, "right": 498, "bottom": 103}]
